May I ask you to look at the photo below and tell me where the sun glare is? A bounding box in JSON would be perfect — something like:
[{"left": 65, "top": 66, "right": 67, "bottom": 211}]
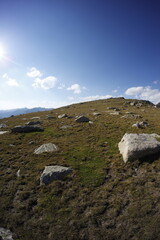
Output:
[{"left": 0, "top": 44, "right": 5, "bottom": 60}]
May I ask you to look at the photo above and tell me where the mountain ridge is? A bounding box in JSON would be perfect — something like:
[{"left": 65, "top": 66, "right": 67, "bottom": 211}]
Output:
[{"left": 0, "top": 107, "right": 52, "bottom": 119}]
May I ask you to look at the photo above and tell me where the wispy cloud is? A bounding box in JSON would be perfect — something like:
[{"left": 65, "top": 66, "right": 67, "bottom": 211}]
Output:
[
  {"left": 2, "top": 73, "right": 19, "bottom": 87},
  {"left": 153, "top": 80, "right": 159, "bottom": 84},
  {"left": 68, "top": 96, "right": 74, "bottom": 100},
  {"left": 58, "top": 83, "right": 66, "bottom": 89},
  {"left": 125, "top": 86, "right": 160, "bottom": 104},
  {"left": 80, "top": 94, "right": 113, "bottom": 102},
  {"left": 32, "top": 76, "right": 57, "bottom": 89},
  {"left": 112, "top": 89, "right": 118, "bottom": 93},
  {"left": 67, "top": 84, "right": 82, "bottom": 94},
  {"left": 27, "top": 67, "right": 42, "bottom": 78}
]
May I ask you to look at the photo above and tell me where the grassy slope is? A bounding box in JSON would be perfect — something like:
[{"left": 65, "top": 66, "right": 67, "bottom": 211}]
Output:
[{"left": 0, "top": 98, "right": 160, "bottom": 240}]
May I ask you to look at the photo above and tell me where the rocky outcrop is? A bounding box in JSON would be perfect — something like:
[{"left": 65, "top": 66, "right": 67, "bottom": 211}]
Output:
[
  {"left": 132, "top": 121, "right": 149, "bottom": 128},
  {"left": 11, "top": 125, "right": 44, "bottom": 133},
  {"left": 118, "top": 133, "right": 160, "bottom": 163},
  {"left": 25, "top": 121, "right": 41, "bottom": 125},
  {"left": 75, "top": 115, "right": 90, "bottom": 122},
  {"left": 125, "top": 100, "right": 154, "bottom": 107},
  {"left": 40, "top": 165, "right": 73, "bottom": 185},
  {"left": 34, "top": 143, "right": 59, "bottom": 154}
]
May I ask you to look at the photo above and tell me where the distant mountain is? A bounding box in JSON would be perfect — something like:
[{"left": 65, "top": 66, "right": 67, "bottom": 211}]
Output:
[{"left": 0, "top": 107, "right": 52, "bottom": 119}]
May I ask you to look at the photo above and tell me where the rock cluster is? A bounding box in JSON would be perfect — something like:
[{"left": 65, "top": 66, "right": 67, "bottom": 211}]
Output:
[
  {"left": 11, "top": 125, "right": 44, "bottom": 133},
  {"left": 132, "top": 121, "right": 149, "bottom": 128}
]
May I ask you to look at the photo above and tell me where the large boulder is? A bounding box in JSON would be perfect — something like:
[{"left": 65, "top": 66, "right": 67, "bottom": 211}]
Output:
[
  {"left": 118, "top": 133, "right": 160, "bottom": 163},
  {"left": 11, "top": 125, "right": 44, "bottom": 133},
  {"left": 40, "top": 165, "right": 73, "bottom": 185},
  {"left": 75, "top": 115, "right": 90, "bottom": 122},
  {"left": 34, "top": 143, "right": 59, "bottom": 154}
]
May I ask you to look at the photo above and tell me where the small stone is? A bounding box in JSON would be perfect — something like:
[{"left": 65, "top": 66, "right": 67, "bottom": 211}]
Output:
[
  {"left": 34, "top": 143, "right": 59, "bottom": 154},
  {"left": 29, "top": 141, "right": 35, "bottom": 145},
  {"left": 25, "top": 121, "right": 41, "bottom": 125},
  {"left": 89, "top": 121, "right": 94, "bottom": 124},
  {"left": 47, "top": 115, "right": 55, "bottom": 119},
  {"left": 9, "top": 144, "right": 15, "bottom": 147},
  {"left": 132, "top": 121, "right": 149, "bottom": 128},
  {"left": 60, "top": 125, "right": 72, "bottom": 129},
  {"left": 30, "top": 117, "right": 40, "bottom": 119},
  {"left": 0, "top": 131, "right": 9, "bottom": 135},
  {"left": 75, "top": 115, "right": 90, "bottom": 122},
  {"left": 0, "top": 227, "right": 13, "bottom": 240},
  {"left": 40, "top": 165, "right": 73, "bottom": 185},
  {"left": 0, "top": 124, "right": 7, "bottom": 128},
  {"left": 92, "top": 112, "right": 101, "bottom": 116},
  {"left": 109, "top": 112, "right": 120, "bottom": 115},
  {"left": 58, "top": 114, "right": 68, "bottom": 119},
  {"left": 17, "top": 169, "right": 21, "bottom": 177}
]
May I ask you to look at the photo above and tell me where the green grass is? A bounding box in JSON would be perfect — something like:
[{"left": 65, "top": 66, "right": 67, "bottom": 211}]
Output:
[{"left": 0, "top": 98, "right": 160, "bottom": 240}]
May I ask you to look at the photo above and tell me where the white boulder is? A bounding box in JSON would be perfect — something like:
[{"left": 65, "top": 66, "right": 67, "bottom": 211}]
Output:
[
  {"left": 0, "top": 124, "right": 7, "bottom": 128},
  {"left": 34, "top": 143, "right": 59, "bottom": 154},
  {"left": 40, "top": 165, "right": 73, "bottom": 185},
  {"left": 58, "top": 114, "right": 68, "bottom": 119},
  {"left": 0, "top": 131, "right": 9, "bottom": 135},
  {"left": 118, "top": 133, "right": 160, "bottom": 163}
]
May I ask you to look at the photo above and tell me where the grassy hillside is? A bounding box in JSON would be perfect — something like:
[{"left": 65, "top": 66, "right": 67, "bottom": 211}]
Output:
[{"left": 0, "top": 98, "right": 160, "bottom": 240}]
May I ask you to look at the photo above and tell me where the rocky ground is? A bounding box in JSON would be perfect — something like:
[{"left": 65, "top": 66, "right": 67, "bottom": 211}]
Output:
[{"left": 0, "top": 98, "right": 160, "bottom": 240}]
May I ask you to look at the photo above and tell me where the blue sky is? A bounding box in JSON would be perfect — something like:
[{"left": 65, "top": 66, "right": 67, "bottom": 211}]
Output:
[{"left": 0, "top": 0, "right": 160, "bottom": 109}]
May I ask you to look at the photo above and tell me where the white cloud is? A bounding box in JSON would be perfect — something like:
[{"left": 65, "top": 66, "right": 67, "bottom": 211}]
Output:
[
  {"left": 68, "top": 96, "right": 74, "bottom": 100},
  {"left": 7, "top": 79, "right": 19, "bottom": 86},
  {"left": 125, "top": 86, "right": 144, "bottom": 96},
  {"left": 58, "top": 83, "right": 66, "bottom": 89},
  {"left": 125, "top": 86, "right": 160, "bottom": 104},
  {"left": 80, "top": 94, "right": 113, "bottom": 102},
  {"left": 112, "top": 89, "right": 118, "bottom": 93},
  {"left": 153, "top": 80, "right": 159, "bottom": 84},
  {"left": 27, "top": 67, "right": 42, "bottom": 78},
  {"left": 67, "top": 84, "right": 82, "bottom": 94},
  {"left": 2, "top": 73, "right": 19, "bottom": 87},
  {"left": 32, "top": 76, "right": 57, "bottom": 89}
]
